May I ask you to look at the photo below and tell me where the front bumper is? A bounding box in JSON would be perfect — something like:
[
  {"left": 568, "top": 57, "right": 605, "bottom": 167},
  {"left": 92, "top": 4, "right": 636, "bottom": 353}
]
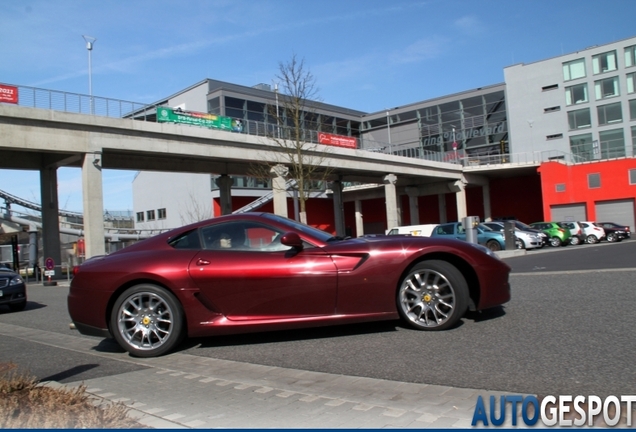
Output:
[{"left": 0, "top": 284, "right": 26, "bottom": 305}]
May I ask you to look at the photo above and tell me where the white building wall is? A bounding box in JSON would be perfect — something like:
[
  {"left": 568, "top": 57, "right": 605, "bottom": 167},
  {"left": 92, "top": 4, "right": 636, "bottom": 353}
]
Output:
[
  {"left": 505, "top": 36, "right": 636, "bottom": 160},
  {"left": 133, "top": 171, "right": 213, "bottom": 230}
]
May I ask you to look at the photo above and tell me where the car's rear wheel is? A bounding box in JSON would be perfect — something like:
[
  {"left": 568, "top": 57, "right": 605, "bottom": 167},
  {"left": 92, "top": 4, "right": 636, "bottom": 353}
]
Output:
[
  {"left": 486, "top": 240, "right": 502, "bottom": 251},
  {"left": 585, "top": 235, "right": 598, "bottom": 244},
  {"left": 549, "top": 236, "right": 562, "bottom": 247},
  {"left": 570, "top": 236, "right": 581, "bottom": 245},
  {"left": 397, "top": 260, "right": 468, "bottom": 331},
  {"left": 607, "top": 232, "right": 619, "bottom": 242},
  {"left": 110, "top": 284, "right": 184, "bottom": 358},
  {"left": 8, "top": 300, "right": 27, "bottom": 312}
]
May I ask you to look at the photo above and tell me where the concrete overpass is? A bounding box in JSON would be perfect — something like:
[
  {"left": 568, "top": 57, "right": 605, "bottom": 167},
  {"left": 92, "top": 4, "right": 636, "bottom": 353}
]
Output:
[{"left": 0, "top": 103, "right": 487, "bottom": 275}]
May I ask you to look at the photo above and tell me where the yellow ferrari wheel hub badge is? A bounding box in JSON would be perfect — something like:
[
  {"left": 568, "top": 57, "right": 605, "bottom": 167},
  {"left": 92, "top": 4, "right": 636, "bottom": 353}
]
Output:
[
  {"left": 423, "top": 294, "right": 432, "bottom": 302},
  {"left": 142, "top": 316, "right": 151, "bottom": 326}
]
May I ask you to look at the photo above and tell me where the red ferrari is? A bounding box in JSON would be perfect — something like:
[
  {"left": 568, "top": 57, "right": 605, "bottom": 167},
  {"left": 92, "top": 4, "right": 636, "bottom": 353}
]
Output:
[{"left": 68, "top": 212, "right": 511, "bottom": 357}]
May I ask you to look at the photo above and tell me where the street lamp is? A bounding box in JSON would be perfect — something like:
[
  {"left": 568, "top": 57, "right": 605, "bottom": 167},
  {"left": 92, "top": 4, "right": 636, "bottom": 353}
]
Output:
[
  {"left": 82, "top": 35, "right": 96, "bottom": 114},
  {"left": 386, "top": 110, "right": 392, "bottom": 150},
  {"left": 274, "top": 82, "right": 280, "bottom": 138}
]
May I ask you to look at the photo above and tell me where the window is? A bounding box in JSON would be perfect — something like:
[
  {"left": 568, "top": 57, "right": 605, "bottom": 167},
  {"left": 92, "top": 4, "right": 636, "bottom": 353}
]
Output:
[
  {"left": 588, "top": 173, "right": 601, "bottom": 189},
  {"left": 146, "top": 210, "right": 155, "bottom": 221},
  {"left": 546, "top": 133, "right": 563, "bottom": 140},
  {"left": 201, "top": 222, "right": 291, "bottom": 252},
  {"left": 599, "top": 129, "right": 625, "bottom": 159},
  {"left": 631, "top": 99, "right": 636, "bottom": 120},
  {"left": 628, "top": 72, "right": 636, "bottom": 94},
  {"left": 597, "top": 103, "right": 622, "bottom": 126},
  {"left": 629, "top": 168, "right": 636, "bottom": 185},
  {"left": 633, "top": 126, "right": 636, "bottom": 155},
  {"left": 556, "top": 184, "right": 566, "bottom": 192},
  {"left": 625, "top": 45, "right": 636, "bottom": 68},
  {"left": 158, "top": 208, "right": 167, "bottom": 219},
  {"left": 570, "top": 133, "right": 594, "bottom": 161},
  {"left": 565, "top": 83, "right": 588, "bottom": 105},
  {"left": 542, "top": 84, "right": 559, "bottom": 91},
  {"left": 544, "top": 106, "right": 561, "bottom": 113},
  {"left": 136, "top": 212, "right": 144, "bottom": 222},
  {"left": 568, "top": 108, "right": 591, "bottom": 130},
  {"left": 592, "top": 50, "right": 617, "bottom": 74},
  {"left": 563, "top": 58, "right": 586, "bottom": 81},
  {"left": 594, "top": 76, "right": 619, "bottom": 100}
]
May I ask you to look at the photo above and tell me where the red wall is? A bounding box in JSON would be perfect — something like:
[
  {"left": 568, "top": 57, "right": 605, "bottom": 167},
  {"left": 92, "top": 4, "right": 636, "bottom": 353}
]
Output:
[{"left": 538, "top": 159, "right": 636, "bottom": 221}]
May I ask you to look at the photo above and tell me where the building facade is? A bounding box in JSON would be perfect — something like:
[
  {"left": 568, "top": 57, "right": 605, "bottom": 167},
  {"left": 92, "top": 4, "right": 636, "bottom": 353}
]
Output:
[{"left": 134, "top": 36, "right": 636, "bottom": 234}]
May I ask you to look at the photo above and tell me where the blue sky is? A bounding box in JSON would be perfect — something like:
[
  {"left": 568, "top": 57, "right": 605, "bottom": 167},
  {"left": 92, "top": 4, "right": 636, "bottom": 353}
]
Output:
[{"left": 1, "top": 0, "right": 635, "bottom": 213}]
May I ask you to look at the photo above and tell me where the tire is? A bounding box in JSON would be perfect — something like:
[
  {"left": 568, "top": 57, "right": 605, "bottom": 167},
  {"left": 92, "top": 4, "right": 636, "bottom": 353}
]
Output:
[
  {"left": 549, "top": 236, "right": 561, "bottom": 247},
  {"left": 397, "top": 260, "right": 469, "bottom": 331},
  {"left": 486, "top": 240, "right": 502, "bottom": 251},
  {"left": 570, "top": 236, "right": 580, "bottom": 246},
  {"left": 515, "top": 237, "right": 524, "bottom": 249},
  {"left": 607, "top": 232, "right": 618, "bottom": 242},
  {"left": 585, "top": 235, "right": 598, "bottom": 244},
  {"left": 110, "top": 284, "right": 184, "bottom": 358},
  {"left": 8, "top": 300, "right": 27, "bottom": 312}
]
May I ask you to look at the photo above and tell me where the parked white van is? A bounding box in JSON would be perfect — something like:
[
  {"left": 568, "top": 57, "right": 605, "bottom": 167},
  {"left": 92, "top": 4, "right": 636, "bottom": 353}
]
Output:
[{"left": 385, "top": 224, "right": 437, "bottom": 237}]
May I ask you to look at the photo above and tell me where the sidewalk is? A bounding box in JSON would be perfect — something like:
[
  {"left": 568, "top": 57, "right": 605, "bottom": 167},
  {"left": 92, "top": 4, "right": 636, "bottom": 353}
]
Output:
[{"left": 0, "top": 321, "right": 521, "bottom": 429}]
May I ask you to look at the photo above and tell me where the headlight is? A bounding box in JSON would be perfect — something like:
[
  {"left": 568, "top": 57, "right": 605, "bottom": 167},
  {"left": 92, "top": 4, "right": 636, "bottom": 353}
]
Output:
[
  {"left": 468, "top": 242, "right": 501, "bottom": 260},
  {"left": 9, "top": 276, "right": 24, "bottom": 286}
]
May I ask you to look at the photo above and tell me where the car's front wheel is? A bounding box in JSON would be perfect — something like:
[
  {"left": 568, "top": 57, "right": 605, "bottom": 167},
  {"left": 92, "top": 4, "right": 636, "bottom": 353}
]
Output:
[
  {"left": 110, "top": 284, "right": 184, "bottom": 358},
  {"left": 570, "top": 236, "right": 581, "bottom": 245},
  {"left": 607, "top": 232, "right": 619, "bottom": 242},
  {"left": 550, "top": 236, "right": 562, "bottom": 247},
  {"left": 585, "top": 235, "right": 598, "bottom": 244},
  {"left": 486, "top": 240, "right": 502, "bottom": 251},
  {"left": 397, "top": 260, "right": 468, "bottom": 331},
  {"left": 515, "top": 237, "right": 524, "bottom": 249}
]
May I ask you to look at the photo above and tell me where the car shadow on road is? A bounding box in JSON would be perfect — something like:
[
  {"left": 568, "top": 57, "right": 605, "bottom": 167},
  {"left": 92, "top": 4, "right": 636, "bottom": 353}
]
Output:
[
  {"left": 465, "top": 305, "right": 506, "bottom": 322},
  {"left": 0, "top": 301, "right": 46, "bottom": 314}
]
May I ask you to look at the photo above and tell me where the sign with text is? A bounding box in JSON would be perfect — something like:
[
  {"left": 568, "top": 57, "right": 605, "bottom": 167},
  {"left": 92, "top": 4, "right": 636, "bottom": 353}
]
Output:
[
  {"left": 0, "top": 84, "right": 18, "bottom": 104},
  {"left": 318, "top": 133, "right": 357, "bottom": 149},
  {"left": 157, "top": 106, "right": 243, "bottom": 132}
]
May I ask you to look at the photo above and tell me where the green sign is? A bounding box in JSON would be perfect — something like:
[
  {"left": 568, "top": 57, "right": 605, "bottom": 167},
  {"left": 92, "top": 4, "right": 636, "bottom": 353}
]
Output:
[{"left": 156, "top": 107, "right": 242, "bottom": 132}]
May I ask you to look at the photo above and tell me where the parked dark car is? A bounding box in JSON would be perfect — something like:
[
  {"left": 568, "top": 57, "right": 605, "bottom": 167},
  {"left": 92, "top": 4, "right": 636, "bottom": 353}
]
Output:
[
  {"left": 596, "top": 222, "right": 630, "bottom": 242},
  {"left": 596, "top": 222, "right": 631, "bottom": 242},
  {"left": 0, "top": 267, "right": 27, "bottom": 312},
  {"left": 68, "top": 212, "right": 512, "bottom": 357}
]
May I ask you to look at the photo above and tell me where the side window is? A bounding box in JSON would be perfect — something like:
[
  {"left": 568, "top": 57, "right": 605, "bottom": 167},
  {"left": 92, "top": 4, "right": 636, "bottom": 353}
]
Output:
[
  {"left": 201, "top": 222, "right": 291, "bottom": 252},
  {"left": 457, "top": 224, "right": 465, "bottom": 234},
  {"left": 168, "top": 229, "right": 201, "bottom": 250}
]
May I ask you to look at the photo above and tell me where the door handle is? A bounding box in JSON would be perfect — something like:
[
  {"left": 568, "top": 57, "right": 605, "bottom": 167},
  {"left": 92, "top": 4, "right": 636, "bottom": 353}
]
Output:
[{"left": 196, "top": 259, "right": 211, "bottom": 266}]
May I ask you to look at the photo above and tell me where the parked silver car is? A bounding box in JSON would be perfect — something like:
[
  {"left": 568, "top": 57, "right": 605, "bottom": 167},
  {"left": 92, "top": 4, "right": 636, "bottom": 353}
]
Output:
[{"left": 482, "top": 221, "right": 544, "bottom": 250}]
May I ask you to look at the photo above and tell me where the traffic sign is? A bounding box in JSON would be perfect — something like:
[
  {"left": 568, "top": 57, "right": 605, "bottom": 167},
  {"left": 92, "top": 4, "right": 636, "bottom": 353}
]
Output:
[{"left": 45, "top": 257, "right": 55, "bottom": 270}]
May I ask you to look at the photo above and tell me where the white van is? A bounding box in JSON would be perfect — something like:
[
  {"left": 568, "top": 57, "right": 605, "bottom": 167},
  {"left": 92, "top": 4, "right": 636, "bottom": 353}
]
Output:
[{"left": 385, "top": 224, "right": 437, "bottom": 237}]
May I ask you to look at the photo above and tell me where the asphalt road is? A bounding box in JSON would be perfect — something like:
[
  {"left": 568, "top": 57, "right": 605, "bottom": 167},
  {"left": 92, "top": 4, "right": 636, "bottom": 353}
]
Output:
[{"left": 1, "top": 239, "right": 634, "bottom": 398}]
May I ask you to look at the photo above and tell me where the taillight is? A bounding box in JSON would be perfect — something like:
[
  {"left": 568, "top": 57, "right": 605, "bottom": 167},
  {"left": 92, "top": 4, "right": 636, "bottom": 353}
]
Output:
[
  {"left": 558, "top": 228, "right": 565, "bottom": 232},
  {"left": 72, "top": 266, "right": 81, "bottom": 276}
]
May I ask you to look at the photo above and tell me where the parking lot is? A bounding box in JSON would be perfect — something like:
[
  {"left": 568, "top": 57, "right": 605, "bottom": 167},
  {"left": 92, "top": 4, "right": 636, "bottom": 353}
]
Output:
[{"left": 0, "top": 239, "right": 635, "bottom": 427}]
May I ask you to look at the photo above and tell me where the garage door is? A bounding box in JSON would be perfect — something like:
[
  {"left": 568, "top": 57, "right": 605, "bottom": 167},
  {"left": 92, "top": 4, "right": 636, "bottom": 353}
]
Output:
[
  {"left": 550, "top": 203, "right": 587, "bottom": 222},
  {"left": 595, "top": 199, "right": 635, "bottom": 229}
]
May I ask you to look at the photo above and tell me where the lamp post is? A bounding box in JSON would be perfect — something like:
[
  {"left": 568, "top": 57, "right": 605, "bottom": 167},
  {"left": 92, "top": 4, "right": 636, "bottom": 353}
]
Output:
[
  {"left": 386, "top": 110, "right": 392, "bottom": 151},
  {"left": 82, "top": 35, "right": 96, "bottom": 114},
  {"left": 274, "top": 82, "right": 280, "bottom": 138}
]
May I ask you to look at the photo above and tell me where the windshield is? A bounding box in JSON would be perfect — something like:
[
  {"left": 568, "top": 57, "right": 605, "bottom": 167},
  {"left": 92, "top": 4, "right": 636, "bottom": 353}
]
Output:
[
  {"left": 514, "top": 221, "right": 533, "bottom": 230},
  {"left": 262, "top": 213, "right": 334, "bottom": 242}
]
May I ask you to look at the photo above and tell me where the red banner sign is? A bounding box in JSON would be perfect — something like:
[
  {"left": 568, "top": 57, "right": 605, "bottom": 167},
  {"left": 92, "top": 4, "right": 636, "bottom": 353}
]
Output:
[
  {"left": 0, "top": 84, "right": 18, "bottom": 104},
  {"left": 318, "top": 133, "right": 357, "bottom": 149}
]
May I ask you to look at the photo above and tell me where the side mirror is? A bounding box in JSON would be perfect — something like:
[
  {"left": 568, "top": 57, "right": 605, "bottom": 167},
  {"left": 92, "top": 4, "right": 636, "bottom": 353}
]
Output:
[{"left": 280, "top": 232, "right": 303, "bottom": 250}]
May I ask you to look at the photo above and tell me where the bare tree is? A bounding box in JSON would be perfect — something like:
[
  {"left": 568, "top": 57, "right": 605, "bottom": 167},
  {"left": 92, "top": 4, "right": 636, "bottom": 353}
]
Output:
[
  {"left": 250, "top": 55, "right": 334, "bottom": 225},
  {"left": 179, "top": 190, "right": 212, "bottom": 225}
]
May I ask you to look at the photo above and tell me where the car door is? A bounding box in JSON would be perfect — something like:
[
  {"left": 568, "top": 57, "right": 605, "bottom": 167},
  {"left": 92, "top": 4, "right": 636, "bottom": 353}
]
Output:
[{"left": 188, "top": 221, "right": 338, "bottom": 320}]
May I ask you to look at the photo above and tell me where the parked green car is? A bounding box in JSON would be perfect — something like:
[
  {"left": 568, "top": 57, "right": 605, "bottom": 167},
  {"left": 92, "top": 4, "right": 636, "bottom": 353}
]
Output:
[{"left": 529, "top": 222, "right": 572, "bottom": 247}]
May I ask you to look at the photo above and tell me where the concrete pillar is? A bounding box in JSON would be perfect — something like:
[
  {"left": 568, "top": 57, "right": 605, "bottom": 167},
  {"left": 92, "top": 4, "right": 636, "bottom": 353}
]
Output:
[
  {"left": 215, "top": 174, "right": 233, "bottom": 215},
  {"left": 331, "top": 180, "right": 345, "bottom": 237},
  {"left": 82, "top": 152, "right": 106, "bottom": 259},
  {"left": 405, "top": 187, "right": 420, "bottom": 225},
  {"left": 40, "top": 165, "right": 63, "bottom": 278},
  {"left": 482, "top": 183, "right": 492, "bottom": 222},
  {"left": 355, "top": 200, "right": 364, "bottom": 237},
  {"left": 270, "top": 164, "right": 289, "bottom": 218},
  {"left": 454, "top": 179, "right": 468, "bottom": 221},
  {"left": 438, "top": 194, "right": 447, "bottom": 223},
  {"left": 384, "top": 174, "right": 400, "bottom": 229}
]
